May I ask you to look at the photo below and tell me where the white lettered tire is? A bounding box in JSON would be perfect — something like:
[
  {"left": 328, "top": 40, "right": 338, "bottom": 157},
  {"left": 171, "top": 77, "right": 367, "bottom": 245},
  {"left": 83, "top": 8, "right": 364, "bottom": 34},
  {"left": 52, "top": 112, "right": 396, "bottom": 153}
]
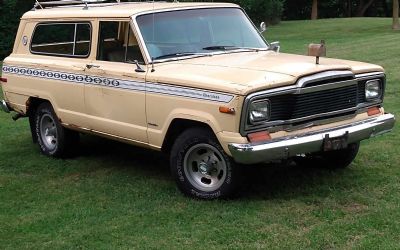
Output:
[{"left": 170, "top": 127, "right": 240, "bottom": 199}]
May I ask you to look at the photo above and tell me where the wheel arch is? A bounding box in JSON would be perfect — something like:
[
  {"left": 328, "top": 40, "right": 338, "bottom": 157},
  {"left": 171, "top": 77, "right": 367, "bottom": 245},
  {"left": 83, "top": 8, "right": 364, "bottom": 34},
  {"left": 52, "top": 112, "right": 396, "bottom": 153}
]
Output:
[
  {"left": 26, "top": 97, "right": 52, "bottom": 143},
  {"left": 161, "top": 118, "right": 215, "bottom": 153}
]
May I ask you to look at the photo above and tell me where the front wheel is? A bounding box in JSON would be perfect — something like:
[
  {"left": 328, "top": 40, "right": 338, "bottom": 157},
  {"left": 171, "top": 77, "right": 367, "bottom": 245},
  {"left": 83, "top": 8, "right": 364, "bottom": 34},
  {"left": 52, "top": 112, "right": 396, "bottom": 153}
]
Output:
[{"left": 170, "top": 128, "right": 240, "bottom": 199}]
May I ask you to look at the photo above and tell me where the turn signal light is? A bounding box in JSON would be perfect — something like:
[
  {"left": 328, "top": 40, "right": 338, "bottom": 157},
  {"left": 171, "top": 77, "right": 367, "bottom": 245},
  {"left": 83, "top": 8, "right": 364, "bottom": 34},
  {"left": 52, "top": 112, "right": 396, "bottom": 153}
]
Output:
[
  {"left": 367, "top": 107, "right": 380, "bottom": 116},
  {"left": 248, "top": 131, "right": 271, "bottom": 143},
  {"left": 219, "top": 106, "right": 235, "bottom": 114},
  {"left": 0, "top": 77, "right": 7, "bottom": 83}
]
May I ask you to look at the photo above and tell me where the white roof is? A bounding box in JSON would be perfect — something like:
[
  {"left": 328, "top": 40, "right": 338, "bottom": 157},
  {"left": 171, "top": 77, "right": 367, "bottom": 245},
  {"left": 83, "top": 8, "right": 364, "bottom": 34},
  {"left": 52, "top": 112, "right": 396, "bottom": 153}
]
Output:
[{"left": 22, "top": 2, "right": 238, "bottom": 19}]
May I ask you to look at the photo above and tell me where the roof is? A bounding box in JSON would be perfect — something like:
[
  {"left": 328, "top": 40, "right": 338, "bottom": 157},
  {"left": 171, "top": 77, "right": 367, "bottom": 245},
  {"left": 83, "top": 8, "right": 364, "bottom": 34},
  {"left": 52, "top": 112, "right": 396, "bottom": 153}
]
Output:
[{"left": 22, "top": 2, "right": 238, "bottom": 19}]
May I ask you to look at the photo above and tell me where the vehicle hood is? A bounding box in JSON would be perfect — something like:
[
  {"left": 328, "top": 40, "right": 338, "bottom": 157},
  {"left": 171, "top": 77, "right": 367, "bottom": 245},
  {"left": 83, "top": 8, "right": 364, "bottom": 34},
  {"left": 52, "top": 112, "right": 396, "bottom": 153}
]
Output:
[{"left": 147, "top": 51, "right": 383, "bottom": 96}]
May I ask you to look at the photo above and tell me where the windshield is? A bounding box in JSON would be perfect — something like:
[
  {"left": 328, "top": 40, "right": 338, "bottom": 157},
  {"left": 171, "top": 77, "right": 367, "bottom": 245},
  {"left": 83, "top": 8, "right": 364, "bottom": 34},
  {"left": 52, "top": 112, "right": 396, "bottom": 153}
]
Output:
[{"left": 135, "top": 8, "right": 268, "bottom": 61}]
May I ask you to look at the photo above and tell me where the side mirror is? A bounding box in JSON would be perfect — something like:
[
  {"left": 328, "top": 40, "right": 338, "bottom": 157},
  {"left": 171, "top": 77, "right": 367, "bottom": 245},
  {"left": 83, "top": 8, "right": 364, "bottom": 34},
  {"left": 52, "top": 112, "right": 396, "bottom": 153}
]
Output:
[
  {"left": 269, "top": 41, "right": 280, "bottom": 52},
  {"left": 259, "top": 22, "right": 267, "bottom": 33},
  {"left": 308, "top": 40, "right": 326, "bottom": 64}
]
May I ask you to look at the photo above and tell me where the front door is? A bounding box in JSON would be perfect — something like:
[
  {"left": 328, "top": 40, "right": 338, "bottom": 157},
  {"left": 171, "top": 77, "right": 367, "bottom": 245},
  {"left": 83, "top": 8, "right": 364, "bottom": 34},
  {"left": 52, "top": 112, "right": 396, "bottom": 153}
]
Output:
[{"left": 84, "top": 20, "right": 148, "bottom": 143}]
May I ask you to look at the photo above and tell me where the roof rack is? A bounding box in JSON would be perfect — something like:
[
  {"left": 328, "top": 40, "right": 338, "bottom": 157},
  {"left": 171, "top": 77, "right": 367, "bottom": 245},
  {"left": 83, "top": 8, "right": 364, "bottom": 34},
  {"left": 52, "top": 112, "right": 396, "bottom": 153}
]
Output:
[{"left": 33, "top": 0, "right": 121, "bottom": 10}]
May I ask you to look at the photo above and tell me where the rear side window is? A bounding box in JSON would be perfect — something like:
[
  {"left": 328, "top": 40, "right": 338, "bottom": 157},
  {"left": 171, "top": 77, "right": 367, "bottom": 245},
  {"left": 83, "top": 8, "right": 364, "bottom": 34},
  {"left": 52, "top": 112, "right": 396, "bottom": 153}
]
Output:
[{"left": 31, "top": 22, "right": 91, "bottom": 57}]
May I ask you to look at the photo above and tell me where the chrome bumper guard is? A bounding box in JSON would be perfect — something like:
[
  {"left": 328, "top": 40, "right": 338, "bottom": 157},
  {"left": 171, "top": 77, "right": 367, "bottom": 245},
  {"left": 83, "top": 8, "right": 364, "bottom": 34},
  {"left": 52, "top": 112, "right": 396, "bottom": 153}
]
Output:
[
  {"left": 228, "top": 114, "right": 395, "bottom": 164},
  {"left": 1, "top": 100, "right": 10, "bottom": 113}
]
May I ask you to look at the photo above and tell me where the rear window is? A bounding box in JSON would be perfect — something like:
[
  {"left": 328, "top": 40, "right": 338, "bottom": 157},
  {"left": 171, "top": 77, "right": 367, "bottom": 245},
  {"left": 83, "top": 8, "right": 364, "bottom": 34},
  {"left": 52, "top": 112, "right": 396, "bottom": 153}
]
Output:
[{"left": 31, "top": 22, "right": 91, "bottom": 57}]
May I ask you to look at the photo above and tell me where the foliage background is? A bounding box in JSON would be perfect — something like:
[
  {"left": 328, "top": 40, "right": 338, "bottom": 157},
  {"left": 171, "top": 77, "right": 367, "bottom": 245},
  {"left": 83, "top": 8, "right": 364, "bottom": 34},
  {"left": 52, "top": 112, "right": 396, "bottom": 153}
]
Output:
[
  {"left": 0, "top": 0, "right": 396, "bottom": 59},
  {"left": 0, "top": 0, "right": 32, "bottom": 60}
]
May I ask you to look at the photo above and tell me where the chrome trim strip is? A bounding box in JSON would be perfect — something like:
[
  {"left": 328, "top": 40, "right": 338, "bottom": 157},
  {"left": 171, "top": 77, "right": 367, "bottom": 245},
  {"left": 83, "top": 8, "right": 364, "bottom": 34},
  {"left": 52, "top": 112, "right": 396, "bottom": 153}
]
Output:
[
  {"left": 268, "top": 112, "right": 358, "bottom": 133},
  {"left": 254, "top": 107, "right": 359, "bottom": 128},
  {"left": 253, "top": 79, "right": 357, "bottom": 97},
  {"left": 297, "top": 70, "right": 354, "bottom": 87},
  {"left": 230, "top": 113, "right": 395, "bottom": 164},
  {"left": 245, "top": 70, "right": 355, "bottom": 99},
  {"left": 300, "top": 79, "right": 356, "bottom": 94},
  {"left": 72, "top": 23, "right": 77, "bottom": 56},
  {"left": 130, "top": 13, "right": 151, "bottom": 64},
  {"left": 355, "top": 71, "right": 385, "bottom": 79}
]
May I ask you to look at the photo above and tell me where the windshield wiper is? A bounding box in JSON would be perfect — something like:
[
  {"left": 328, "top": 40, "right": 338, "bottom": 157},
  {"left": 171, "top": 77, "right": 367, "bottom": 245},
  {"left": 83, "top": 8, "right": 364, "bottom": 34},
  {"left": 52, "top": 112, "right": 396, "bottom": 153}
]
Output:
[
  {"left": 153, "top": 52, "right": 209, "bottom": 60},
  {"left": 202, "top": 46, "right": 238, "bottom": 51},
  {"left": 203, "top": 46, "right": 267, "bottom": 52}
]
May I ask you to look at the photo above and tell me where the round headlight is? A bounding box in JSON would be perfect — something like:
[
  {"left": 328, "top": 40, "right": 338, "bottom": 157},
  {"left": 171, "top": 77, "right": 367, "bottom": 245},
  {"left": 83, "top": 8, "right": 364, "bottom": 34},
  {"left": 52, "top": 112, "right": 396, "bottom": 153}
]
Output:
[
  {"left": 249, "top": 100, "right": 270, "bottom": 124},
  {"left": 365, "top": 80, "right": 382, "bottom": 101}
]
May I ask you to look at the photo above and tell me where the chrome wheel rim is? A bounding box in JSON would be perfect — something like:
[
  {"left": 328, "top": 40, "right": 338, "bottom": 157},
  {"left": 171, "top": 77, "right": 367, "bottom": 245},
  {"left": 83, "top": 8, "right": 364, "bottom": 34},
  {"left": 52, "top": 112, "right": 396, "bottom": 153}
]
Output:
[
  {"left": 39, "top": 114, "right": 58, "bottom": 151},
  {"left": 183, "top": 143, "right": 227, "bottom": 192}
]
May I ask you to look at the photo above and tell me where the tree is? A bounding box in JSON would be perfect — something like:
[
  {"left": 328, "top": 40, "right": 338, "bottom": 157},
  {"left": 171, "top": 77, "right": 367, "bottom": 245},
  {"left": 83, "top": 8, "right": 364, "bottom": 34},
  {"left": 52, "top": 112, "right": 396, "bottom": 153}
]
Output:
[
  {"left": 393, "top": 0, "right": 400, "bottom": 30},
  {"left": 311, "top": 0, "right": 318, "bottom": 19},
  {"left": 355, "top": 0, "right": 376, "bottom": 16},
  {"left": 0, "top": 0, "right": 31, "bottom": 60}
]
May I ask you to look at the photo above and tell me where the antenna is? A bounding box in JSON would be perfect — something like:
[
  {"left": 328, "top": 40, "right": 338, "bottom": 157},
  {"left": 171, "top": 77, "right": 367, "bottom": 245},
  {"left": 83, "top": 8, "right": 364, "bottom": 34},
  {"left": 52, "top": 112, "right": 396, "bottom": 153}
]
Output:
[
  {"left": 151, "top": 0, "right": 156, "bottom": 72},
  {"left": 34, "top": 0, "right": 43, "bottom": 9}
]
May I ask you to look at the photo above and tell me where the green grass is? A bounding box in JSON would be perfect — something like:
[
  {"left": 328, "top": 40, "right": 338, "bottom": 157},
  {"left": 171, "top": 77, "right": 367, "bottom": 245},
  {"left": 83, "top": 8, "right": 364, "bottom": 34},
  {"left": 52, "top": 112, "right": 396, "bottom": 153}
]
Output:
[{"left": 0, "top": 18, "right": 399, "bottom": 249}]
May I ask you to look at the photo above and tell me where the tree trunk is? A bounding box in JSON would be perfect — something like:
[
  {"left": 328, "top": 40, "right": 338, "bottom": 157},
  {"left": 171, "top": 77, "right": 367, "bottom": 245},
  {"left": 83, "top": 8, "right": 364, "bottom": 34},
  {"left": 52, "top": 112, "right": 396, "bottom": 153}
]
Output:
[
  {"left": 382, "top": 0, "right": 390, "bottom": 17},
  {"left": 311, "top": 0, "right": 318, "bottom": 20},
  {"left": 355, "top": 0, "right": 376, "bottom": 17},
  {"left": 394, "top": 0, "right": 400, "bottom": 30},
  {"left": 346, "top": 0, "right": 352, "bottom": 17}
]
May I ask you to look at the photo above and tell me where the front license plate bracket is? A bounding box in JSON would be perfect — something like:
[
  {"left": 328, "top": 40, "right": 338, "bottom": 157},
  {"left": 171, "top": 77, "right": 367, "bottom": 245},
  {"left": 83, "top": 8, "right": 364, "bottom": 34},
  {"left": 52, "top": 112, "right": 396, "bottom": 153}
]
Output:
[{"left": 323, "top": 132, "right": 349, "bottom": 151}]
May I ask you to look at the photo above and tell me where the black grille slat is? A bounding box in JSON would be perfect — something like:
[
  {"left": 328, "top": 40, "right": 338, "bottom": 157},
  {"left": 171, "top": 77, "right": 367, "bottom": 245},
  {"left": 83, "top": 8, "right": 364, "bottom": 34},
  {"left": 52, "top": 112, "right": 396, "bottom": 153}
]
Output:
[
  {"left": 357, "top": 81, "right": 366, "bottom": 103},
  {"left": 293, "top": 101, "right": 356, "bottom": 110},
  {"left": 294, "top": 96, "right": 356, "bottom": 106},
  {"left": 268, "top": 84, "right": 359, "bottom": 121},
  {"left": 296, "top": 91, "right": 356, "bottom": 101}
]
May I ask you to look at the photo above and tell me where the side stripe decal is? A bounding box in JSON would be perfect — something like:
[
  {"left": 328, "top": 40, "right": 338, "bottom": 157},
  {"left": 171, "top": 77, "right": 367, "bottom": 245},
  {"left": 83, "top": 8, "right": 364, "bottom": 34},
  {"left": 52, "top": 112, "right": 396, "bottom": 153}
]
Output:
[{"left": 2, "top": 65, "right": 234, "bottom": 103}]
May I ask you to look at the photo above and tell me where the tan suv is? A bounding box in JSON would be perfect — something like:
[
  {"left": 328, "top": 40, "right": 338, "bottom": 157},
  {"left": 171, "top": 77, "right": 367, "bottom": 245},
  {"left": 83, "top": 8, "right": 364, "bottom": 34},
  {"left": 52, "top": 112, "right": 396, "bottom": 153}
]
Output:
[{"left": 0, "top": 1, "right": 395, "bottom": 199}]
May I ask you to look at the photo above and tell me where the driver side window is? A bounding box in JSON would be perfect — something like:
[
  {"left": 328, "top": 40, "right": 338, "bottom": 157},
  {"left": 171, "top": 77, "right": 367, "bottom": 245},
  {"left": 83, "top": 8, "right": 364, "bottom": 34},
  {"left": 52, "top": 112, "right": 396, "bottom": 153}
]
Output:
[{"left": 97, "top": 21, "right": 144, "bottom": 63}]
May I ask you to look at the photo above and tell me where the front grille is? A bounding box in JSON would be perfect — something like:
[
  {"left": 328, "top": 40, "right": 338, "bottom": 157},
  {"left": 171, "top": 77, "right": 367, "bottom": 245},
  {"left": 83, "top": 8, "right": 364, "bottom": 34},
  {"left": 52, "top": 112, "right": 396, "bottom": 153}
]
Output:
[
  {"left": 241, "top": 72, "right": 386, "bottom": 136},
  {"left": 268, "top": 84, "right": 358, "bottom": 121}
]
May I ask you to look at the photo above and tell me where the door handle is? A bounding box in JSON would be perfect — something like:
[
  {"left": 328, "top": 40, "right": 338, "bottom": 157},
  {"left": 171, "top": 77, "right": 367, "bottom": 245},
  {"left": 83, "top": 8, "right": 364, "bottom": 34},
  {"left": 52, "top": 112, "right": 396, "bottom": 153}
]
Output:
[{"left": 86, "top": 64, "right": 100, "bottom": 69}]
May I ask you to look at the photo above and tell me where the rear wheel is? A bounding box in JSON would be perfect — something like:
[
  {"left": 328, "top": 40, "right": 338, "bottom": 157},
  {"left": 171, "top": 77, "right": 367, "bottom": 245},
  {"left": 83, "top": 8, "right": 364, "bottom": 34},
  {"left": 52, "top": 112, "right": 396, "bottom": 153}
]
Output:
[
  {"left": 170, "top": 127, "right": 240, "bottom": 199},
  {"left": 295, "top": 142, "right": 360, "bottom": 169},
  {"left": 34, "top": 102, "right": 79, "bottom": 157}
]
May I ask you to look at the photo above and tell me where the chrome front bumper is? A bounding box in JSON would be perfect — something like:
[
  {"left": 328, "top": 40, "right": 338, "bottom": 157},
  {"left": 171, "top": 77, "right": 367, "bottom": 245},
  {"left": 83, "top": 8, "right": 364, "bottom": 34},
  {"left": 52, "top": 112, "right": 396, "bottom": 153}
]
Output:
[
  {"left": 228, "top": 114, "right": 395, "bottom": 164},
  {"left": 1, "top": 100, "right": 10, "bottom": 113}
]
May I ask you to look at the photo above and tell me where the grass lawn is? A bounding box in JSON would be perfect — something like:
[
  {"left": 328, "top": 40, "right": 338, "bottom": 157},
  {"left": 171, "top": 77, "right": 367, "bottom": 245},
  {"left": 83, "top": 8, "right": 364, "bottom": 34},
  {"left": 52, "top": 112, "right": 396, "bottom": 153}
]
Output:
[{"left": 0, "top": 18, "right": 399, "bottom": 249}]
